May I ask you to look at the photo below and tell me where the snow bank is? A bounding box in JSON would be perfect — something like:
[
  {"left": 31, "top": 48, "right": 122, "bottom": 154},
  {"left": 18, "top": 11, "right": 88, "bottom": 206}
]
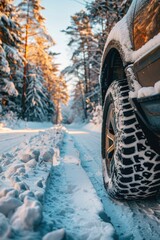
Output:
[
  {"left": 91, "top": 104, "right": 102, "bottom": 125},
  {"left": 67, "top": 104, "right": 102, "bottom": 133},
  {"left": 11, "top": 196, "right": 42, "bottom": 231},
  {"left": 14, "top": 121, "right": 54, "bottom": 130},
  {"left": 0, "top": 118, "right": 53, "bottom": 131},
  {"left": 0, "top": 125, "right": 65, "bottom": 239},
  {"left": 0, "top": 213, "right": 11, "bottom": 239},
  {"left": 83, "top": 122, "right": 101, "bottom": 133},
  {"left": 67, "top": 122, "right": 101, "bottom": 133},
  {"left": 42, "top": 229, "right": 65, "bottom": 240}
]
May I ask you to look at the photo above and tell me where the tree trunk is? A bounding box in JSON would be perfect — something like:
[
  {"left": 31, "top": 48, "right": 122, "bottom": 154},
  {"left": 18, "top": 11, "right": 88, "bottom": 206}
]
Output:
[
  {"left": 56, "top": 100, "right": 61, "bottom": 124},
  {"left": 22, "top": 0, "right": 30, "bottom": 119},
  {"left": 82, "top": 47, "right": 88, "bottom": 95},
  {"left": 79, "top": 81, "right": 87, "bottom": 120}
]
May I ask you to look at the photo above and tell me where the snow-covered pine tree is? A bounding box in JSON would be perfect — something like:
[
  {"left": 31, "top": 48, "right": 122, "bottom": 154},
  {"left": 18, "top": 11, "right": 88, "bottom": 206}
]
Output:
[
  {"left": 17, "top": 0, "right": 49, "bottom": 57},
  {"left": 52, "top": 74, "right": 69, "bottom": 124},
  {"left": 27, "top": 36, "right": 56, "bottom": 91},
  {"left": 63, "top": 0, "right": 132, "bottom": 123},
  {"left": 87, "top": 0, "right": 132, "bottom": 48},
  {"left": 72, "top": 11, "right": 94, "bottom": 96},
  {"left": 27, "top": 39, "right": 59, "bottom": 122},
  {"left": 71, "top": 80, "right": 87, "bottom": 122},
  {"left": 0, "top": 0, "right": 22, "bottom": 116},
  {"left": 17, "top": 0, "right": 50, "bottom": 117},
  {"left": 18, "top": 0, "right": 68, "bottom": 123},
  {"left": 63, "top": 10, "right": 101, "bottom": 121},
  {"left": 17, "top": 0, "right": 57, "bottom": 121},
  {"left": 18, "top": 0, "right": 55, "bottom": 84},
  {"left": 25, "top": 64, "right": 52, "bottom": 122}
]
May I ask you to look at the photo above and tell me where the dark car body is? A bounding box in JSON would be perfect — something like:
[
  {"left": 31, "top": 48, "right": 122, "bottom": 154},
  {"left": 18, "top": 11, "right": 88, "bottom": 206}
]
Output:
[{"left": 100, "top": 0, "right": 160, "bottom": 151}]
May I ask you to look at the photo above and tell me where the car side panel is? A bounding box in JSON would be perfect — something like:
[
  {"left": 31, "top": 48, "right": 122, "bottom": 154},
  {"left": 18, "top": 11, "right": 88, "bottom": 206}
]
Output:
[{"left": 134, "top": 45, "right": 160, "bottom": 87}]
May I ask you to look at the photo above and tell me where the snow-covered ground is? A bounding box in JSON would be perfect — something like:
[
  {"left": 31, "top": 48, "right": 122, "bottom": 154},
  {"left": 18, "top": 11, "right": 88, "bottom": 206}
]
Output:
[
  {"left": 0, "top": 121, "right": 115, "bottom": 240},
  {"left": 1, "top": 121, "right": 160, "bottom": 240},
  {"left": 0, "top": 122, "right": 65, "bottom": 239},
  {"left": 41, "top": 132, "right": 115, "bottom": 240},
  {"left": 0, "top": 121, "right": 54, "bottom": 153},
  {"left": 68, "top": 125, "right": 160, "bottom": 240}
]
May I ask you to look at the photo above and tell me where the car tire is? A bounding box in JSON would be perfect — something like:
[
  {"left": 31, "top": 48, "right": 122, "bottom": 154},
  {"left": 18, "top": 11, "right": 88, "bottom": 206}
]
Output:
[{"left": 102, "top": 80, "right": 160, "bottom": 199}]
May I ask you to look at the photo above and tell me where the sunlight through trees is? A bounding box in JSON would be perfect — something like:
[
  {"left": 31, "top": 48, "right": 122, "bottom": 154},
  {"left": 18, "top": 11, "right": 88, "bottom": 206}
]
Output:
[{"left": 0, "top": 0, "right": 68, "bottom": 123}]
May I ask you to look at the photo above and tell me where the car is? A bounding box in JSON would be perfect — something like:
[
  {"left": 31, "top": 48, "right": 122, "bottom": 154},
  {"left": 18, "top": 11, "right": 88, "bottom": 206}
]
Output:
[{"left": 100, "top": 0, "right": 160, "bottom": 199}]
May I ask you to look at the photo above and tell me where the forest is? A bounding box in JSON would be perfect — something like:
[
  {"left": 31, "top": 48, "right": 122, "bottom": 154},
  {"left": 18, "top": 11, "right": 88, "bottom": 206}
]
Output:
[{"left": 0, "top": 0, "right": 132, "bottom": 124}]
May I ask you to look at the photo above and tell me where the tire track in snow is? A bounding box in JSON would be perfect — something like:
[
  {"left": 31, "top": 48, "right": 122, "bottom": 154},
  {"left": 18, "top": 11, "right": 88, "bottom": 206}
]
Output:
[
  {"left": 69, "top": 127, "right": 160, "bottom": 240},
  {"left": 40, "top": 133, "right": 115, "bottom": 240}
]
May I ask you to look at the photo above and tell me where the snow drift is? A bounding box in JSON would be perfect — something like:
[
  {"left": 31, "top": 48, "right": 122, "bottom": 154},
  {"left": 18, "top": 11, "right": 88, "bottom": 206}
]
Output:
[{"left": 0, "top": 125, "right": 65, "bottom": 239}]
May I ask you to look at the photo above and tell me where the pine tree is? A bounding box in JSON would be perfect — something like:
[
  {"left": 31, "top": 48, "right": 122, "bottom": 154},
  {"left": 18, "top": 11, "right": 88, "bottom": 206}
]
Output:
[
  {"left": 63, "top": 0, "right": 132, "bottom": 122},
  {"left": 52, "top": 74, "right": 69, "bottom": 124},
  {"left": 17, "top": 0, "right": 52, "bottom": 117},
  {"left": 24, "top": 64, "right": 52, "bottom": 121},
  {"left": 63, "top": 10, "right": 101, "bottom": 120},
  {"left": 27, "top": 36, "right": 56, "bottom": 89},
  {"left": 17, "top": 0, "right": 57, "bottom": 121},
  {"left": 72, "top": 80, "right": 87, "bottom": 122},
  {"left": 0, "top": 0, "right": 22, "bottom": 116}
]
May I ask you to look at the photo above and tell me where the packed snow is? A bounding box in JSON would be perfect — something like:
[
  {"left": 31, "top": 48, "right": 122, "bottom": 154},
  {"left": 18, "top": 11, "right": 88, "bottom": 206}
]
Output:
[
  {"left": 0, "top": 121, "right": 115, "bottom": 239},
  {"left": 0, "top": 120, "right": 54, "bottom": 154},
  {"left": 129, "top": 80, "right": 160, "bottom": 99},
  {"left": 1, "top": 121, "right": 160, "bottom": 239},
  {"left": 0, "top": 123, "right": 65, "bottom": 239},
  {"left": 137, "top": 80, "right": 160, "bottom": 98},
  {"left": 41, "top": 131, "right": 115, "bottom": 240},
  {"left": 0, "top": 118, "right": 53, "bottom": 131},
  {"left": 68, "top": 126, "right": 160, "bottom": 240}
]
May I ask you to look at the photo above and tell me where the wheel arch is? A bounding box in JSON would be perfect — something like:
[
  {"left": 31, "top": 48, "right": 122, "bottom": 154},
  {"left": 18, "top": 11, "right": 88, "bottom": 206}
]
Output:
[{"left": 100, "top": 41, "right": 128, "bottom": 105}]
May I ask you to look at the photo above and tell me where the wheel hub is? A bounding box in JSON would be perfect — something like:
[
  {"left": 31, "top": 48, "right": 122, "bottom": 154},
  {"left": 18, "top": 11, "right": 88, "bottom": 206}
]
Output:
[{"left": 105, "top": 104, "right": 116, "bottom": 176}]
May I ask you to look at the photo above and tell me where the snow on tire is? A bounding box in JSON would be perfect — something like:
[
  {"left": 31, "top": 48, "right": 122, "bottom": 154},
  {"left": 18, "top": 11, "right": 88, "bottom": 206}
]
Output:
[{"left": 102, "top": 80, "right": 160, "bottom": 200}]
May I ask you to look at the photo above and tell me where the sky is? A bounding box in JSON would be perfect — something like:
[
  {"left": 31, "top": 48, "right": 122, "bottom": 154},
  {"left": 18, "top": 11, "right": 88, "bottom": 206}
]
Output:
[{"left": 42, "top": 0, "right": 88, "bottom": 71}]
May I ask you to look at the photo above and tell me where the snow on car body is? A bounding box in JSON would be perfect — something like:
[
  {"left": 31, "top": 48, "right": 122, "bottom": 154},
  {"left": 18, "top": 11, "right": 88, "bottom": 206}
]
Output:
[{"left": 100, "top": 0, "right": 160, "bottom": 199}]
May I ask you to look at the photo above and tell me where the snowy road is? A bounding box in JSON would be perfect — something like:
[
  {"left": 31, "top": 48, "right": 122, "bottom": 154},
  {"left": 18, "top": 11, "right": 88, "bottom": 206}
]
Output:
[
  {"left": 1, "top": 124, "right": 160, "bottom": 239},
  {"left": 67, "top": 127, "right": 160, "bottom": 240},
  {"left": 0, "top": 127, "right": 50, "bottom": 153},
  {"left": 0, "top": 132, "right": 36, "bottom": 153},
  {"left": 41, "top": 131, "right": 115, "bottom": 240}
]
